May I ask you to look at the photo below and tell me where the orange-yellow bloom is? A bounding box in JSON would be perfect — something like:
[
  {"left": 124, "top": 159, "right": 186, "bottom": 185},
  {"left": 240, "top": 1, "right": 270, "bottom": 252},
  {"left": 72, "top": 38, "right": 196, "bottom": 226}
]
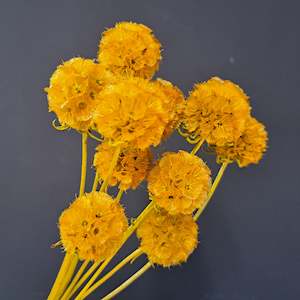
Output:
[
  {"left": 98, "top": 22, "right": 161, "bottom": 79},
  {"left": 93, "top": 77, "right": 170, "bottom": 149},
  {"left": 148, "top": 151, "right": 211, "bottom": 215},
  {"left": 137, "top": 209, "right": 198, "bottom": 267},
  {"left": 155, "top": 78, "right": 186, "bottom": 138},
  {"left": 215, "top": 116, "right": 268, "bottom": 167},
  {"left": 183, "top": 77, "right": 251, "bottom": 146},
  {"left": 59, "top": 192, "right": 128, "bottom": 261},
  {"left": 45, "top": 57, "right": 113, "bottom": 131},
  {"left": 94, "top": 141, "right": 152, "bottom": 190}
]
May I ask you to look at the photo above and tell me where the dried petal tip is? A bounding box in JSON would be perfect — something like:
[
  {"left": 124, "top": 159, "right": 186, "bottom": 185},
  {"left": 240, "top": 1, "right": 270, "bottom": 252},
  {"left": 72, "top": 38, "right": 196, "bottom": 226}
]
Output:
[
  {"left": 137, "top": 209, "right": 198, "bottom": 267},
  {"left": 59, "top": 192, "right": 128, "bottom": 261},
  {"left": 148, "top": 151, "right": 211, "bottom": 215},
  {"left": 98, "top": 22, "right": 161, "bottom": 79}
]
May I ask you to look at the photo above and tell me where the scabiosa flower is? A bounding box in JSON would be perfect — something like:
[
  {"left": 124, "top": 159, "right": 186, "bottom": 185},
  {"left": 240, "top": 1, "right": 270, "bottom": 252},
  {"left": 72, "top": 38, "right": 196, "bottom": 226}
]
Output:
[
  {"left": 155, "top": 78, "right": 186, "bottom": 139},
  {"left": 148, "top": 151, "right": 211, "bottom": 215},
  {"left": 93, "top": 141, "right": 152, "bottom": 190},
  {"left": 214, "top": 116, "right": 268, "bottom": 167},
  {"left": 183, "top": 77, "right": 251, "bottom": 146},
  {"left": 137, "top": 209, "right": 198, "bottom": 267},
  {"left": 59, "top": 192, "right": 128, "bottom": 261},
  {"left": 93, "top": 77, "right": 170, "bottom": 149},
  {"left": 45, "top": 57, "right": 113, "bottom": 131},
  {"left": 98, "top": 22, "right": 161, "bottom": 79}
]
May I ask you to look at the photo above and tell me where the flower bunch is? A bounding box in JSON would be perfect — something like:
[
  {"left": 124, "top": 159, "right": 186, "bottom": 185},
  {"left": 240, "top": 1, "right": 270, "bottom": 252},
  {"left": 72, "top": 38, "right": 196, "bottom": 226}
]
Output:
[{"left": 45, "top": 21, "right": 268, "bottom": 300}]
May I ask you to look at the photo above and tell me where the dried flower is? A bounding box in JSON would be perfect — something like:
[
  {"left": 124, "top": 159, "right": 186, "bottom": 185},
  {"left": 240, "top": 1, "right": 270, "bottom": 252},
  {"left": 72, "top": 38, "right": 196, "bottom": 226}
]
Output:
[
  {"left": 137, "top": 209, "right": 198, "bottom": 267},
  {"left": 45, "top": 57, "right": 113, "bottom": 131},
  {"left": 155, "top": 78, "right": 186, "bottom": 138},
  {"left": 94, "top": 141, "right": 152, "bottom": 190},
  {"left": 148, "top": 151, "right": 211, "bottom": 215},
  {"left": 215, "top": 116, "right": 268, "bottom": 167},
  {"left": 98, "top": 22, "right": 161, "bottom": 79},
  {"left": 59, "top": 192, "right": 128, "bottom": 261},
  {"left": 93, "top": 77, "right": 170, "bottom": 149},
  {"left": 183, "top": 77, "right": 251, "bottom": 146}
]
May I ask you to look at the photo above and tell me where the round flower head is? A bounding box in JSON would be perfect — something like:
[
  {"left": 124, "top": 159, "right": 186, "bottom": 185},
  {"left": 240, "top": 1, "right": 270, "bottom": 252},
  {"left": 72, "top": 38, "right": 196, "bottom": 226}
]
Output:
[
  {"left": 155, "top": 78, "right": 186, "bottom": 138},
  {"left": 45, "top": 57, "right": 113, "bottom": 131},
  {"left": 137, "top": 209, "right": 198, "bottom": 267},
  {"left": 59, "top": 192, "right": 128, "bottom": 261},
  {"left": 93, "top": 77, "right": 170, "bottom": 149},
  {"left": 94, "top": 141, "right": 152, "bottom": 190},
  {"left": 215, "top": 116, "right": 268, "bottom": 167},
  {"left": 148, "top": 151, "right": 211, "bottom": 215},
  {"left": 183, "top": 77, "right": 251, "bottom": 146},
  {"left": 98, "top": 22, "right": 161, "bottom": 79}
]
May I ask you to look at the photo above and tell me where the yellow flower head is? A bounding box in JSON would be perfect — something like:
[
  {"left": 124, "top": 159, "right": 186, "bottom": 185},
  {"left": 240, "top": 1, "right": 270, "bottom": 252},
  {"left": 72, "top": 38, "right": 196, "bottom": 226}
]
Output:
[
  {"left": 45, "top": 57, "right": 113, "bottom": 131},
  {"left": 93, "top": 77, "right": 170, "bottom": 149},
  {"left": 155, "top": 78, "right": 186, "bottom": 139},
  {"left": 137, "top": 209, "right": 198, "bottom": 267},
  {"left": 215, "top": 116, "right": 268, "bottom": 167},
  {"left": 94, "top": 141, "right": 152, "bottom": 190},
  {"left": 183, "top": 77, "right": 251, "bottom": 146},
  {"left": 148, "top": 151, "right": 211, "bottom": 215},
  {"left": 59, "top": 192, "right": 128, "bottom": 261},
  {"left": 98, "top": 22, "right": 161, "bottom": 79}
]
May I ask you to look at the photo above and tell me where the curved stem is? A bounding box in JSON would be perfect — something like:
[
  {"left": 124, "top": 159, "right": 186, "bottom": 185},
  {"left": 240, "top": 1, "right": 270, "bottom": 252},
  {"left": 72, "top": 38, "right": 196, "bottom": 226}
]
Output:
[
  {"left": 101, "top": 262, "right": 152, "bottom": 300},
  {"left": 75, "top": 201, "right": 154, "bottom": 300},
  {"left": 100, "top": 146, "right": 121, "bottom": 193},
  {"left": 194, "top": 162, "right": 228, "bottom": 221},
  {"left": 79, "top": 133, "right": 88, "bottom": 196},
  {"left": 61, "top": 260, "right": 90, "bottom": 300},
  {"left": 81, "top": 248, "right": 143, "bottom": 299}
]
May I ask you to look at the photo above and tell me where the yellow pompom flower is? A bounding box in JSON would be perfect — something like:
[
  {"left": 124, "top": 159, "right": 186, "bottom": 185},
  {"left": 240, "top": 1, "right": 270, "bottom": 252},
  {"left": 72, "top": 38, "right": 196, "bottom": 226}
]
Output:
[
  {"left": 93, "top": 77, "right": 170, "bottom": 149},
  {"left": 183, "top": 77, "right": 251, "bottom": 146},
  {"left": 59, "top": 192, "right": 128, "bottom": 261},
  {"left": 148, "top": 151, "right": 211, "bottom": 215},
  {"left": 98, "top": 22, "right": 161, "bottom": 79},
  {"left": 45, "top": 57, "right": 113, "bottom": 131},
  {"left": 93, "top": 141, "right": 152, "bottom": 190},
  {"left": 155, "top": 78, "right": 186, "bottom": 138},
  {"left": 215, "top": 116, "right": 268, "bottom": 167},
  {"left": 137, "top": 209, "right": 198, "bottom": 267}
]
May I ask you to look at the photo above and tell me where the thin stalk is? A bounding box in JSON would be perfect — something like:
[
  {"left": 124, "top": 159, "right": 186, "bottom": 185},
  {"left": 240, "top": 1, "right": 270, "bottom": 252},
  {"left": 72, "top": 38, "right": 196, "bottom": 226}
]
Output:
[
  {"left": 55, "top": 254, "right": 78, "bottom": 300},
  {"left": 61, "top": 260, "right": 90, "bottom": 300},
  {"left": 191, "top": 139, "right": 204, "bottom": 155},
  {"left": 75, "top": 201, "right": 154, "bottom": 300},
  {"left": 100, "top": 146, "right": 121, "bottom": 193},
  {"left": 194, "top": 162, "right": 228, "bottom": 221},
  {"left": 81, "top": 248, "right": 143, "bottom": 299},
  {"left": 101, "top": 262, "right": 152, "bottom": 300},
  {"left": 79, "top": 133, "right": 88, "bottom": 196},
  {"left": 92, "top": 172, "right": 99, "bottom": 192},
  {"left": 115, "top": 188, "right": 124, "bottom": 202},
  {"left": 65, "top": 261, "right": 102, "bottom": 300},
  {"left": 47, "top": 252, "right": 73, "bottom": 300}
]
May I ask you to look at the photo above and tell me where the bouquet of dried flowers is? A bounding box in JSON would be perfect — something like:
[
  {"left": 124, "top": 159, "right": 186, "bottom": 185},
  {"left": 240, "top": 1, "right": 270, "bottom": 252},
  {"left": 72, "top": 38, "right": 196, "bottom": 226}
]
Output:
[{"left": 45, "top": 22, "right": 268, "bottom": 300}]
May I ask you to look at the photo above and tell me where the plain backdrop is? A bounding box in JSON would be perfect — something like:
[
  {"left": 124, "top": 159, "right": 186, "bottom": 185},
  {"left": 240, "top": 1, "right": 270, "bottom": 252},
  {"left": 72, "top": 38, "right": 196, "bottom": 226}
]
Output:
[{"left": 0, "top": 0, "right": 299, "bottom": 299}]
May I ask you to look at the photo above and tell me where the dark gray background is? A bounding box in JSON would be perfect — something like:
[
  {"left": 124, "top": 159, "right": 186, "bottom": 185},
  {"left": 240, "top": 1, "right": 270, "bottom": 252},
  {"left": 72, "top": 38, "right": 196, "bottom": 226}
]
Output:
[{"left": 0, "top": 0, "right": 299, "bottom": 299}]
